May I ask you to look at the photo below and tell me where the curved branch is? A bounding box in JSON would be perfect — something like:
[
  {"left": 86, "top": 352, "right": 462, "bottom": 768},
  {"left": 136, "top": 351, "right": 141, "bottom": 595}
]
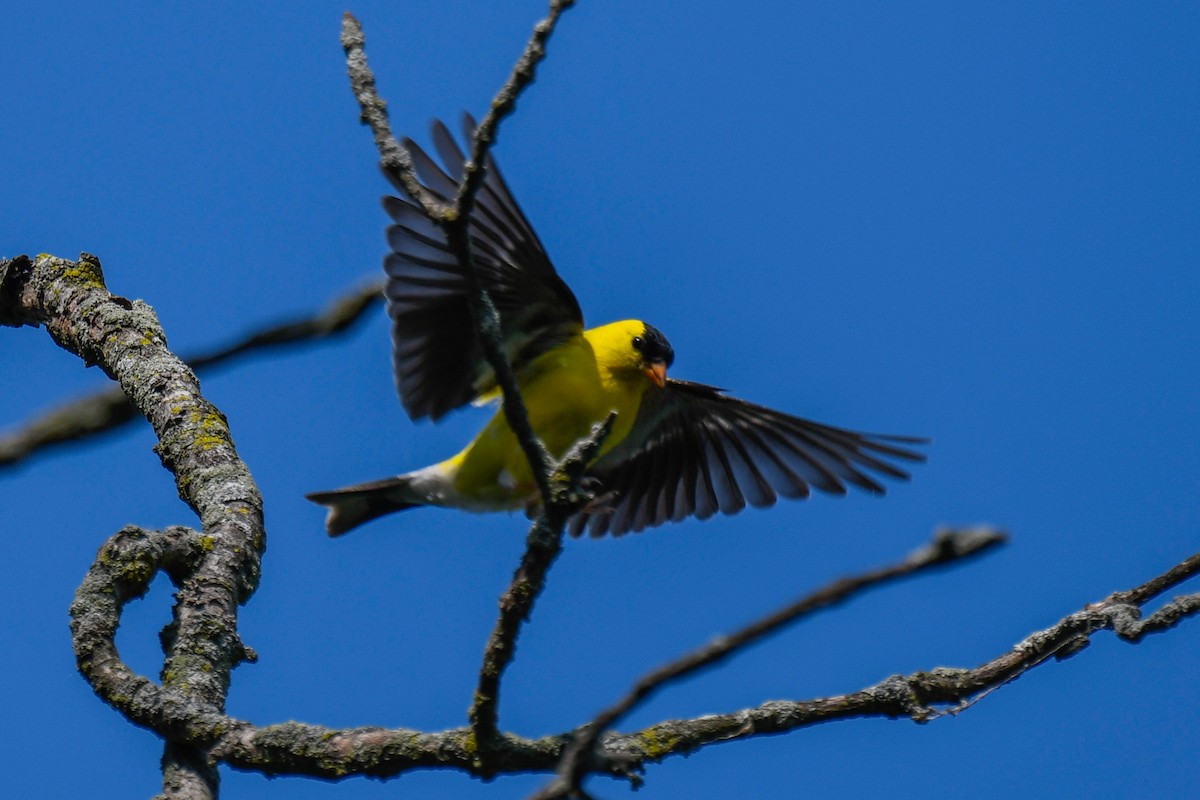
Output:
[
  {"left": 535, "top": 528, "right": 1008, "bottom": 797},
  {"left": 0, "top": 279, "right": 382, "bottom": 469},
  {"left": 2, "top": 253, "right": 266, "bottom": 798},
  {"left": 58, "top": 509, "right": 1196, "bottom": 789}
]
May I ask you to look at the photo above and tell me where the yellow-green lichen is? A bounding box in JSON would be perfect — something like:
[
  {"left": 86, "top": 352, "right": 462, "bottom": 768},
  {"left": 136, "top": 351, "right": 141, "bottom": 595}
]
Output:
[
  {"left": 187, "top": 410, "right": 229, "bottom": 451},
  {"left": 191, "top": 433, "right": 225, "bottom": 451},
  {"left": 119, "top": 558, "right": 156, "bottom": 588},
  {"left": 317, "top": 755, "right": 351, "bottom": 778},
  {"left": 511, "top": 582, "right": 534, "bottom": 604},
  {"left": 635, "top": 726, "right": 683, "bottom": 760},
  {"left": 62, "top": 259, "right": 106, "bottom": 289}
]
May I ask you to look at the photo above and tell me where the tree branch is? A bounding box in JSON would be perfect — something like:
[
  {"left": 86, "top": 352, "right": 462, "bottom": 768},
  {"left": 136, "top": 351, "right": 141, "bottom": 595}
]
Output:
[
  {"left": 445, "top": 0, "right": 576, "bottom": 497},
  {"left": 10, "top": 6, "right": 1198, "bottom": 796},
  {"left": 533, "top": 527, "right": 1008, "bottom": 798},
  {"left": 342, "top": 6, "right": 576, "bottom": 496},
  {"left": 2, "top": 253, "right": 266, "bottom": 799},
  {"left": 342, "top": 3, "right": 583, "bottom": 761},
  {"left": 470, "top": 416, "right": 614, "bottom": 763},
  {"left": 580, "top": 549, "right": 1200, "bottom": 774},
  {"left": 340, "top": 15, "right": 440, "bottom": 210},
  {"left": 0, "top": 279, "right": 382, "bottom": 469},
  {"left": 54, "top": 495, "right": 1195, "bottom": 790}
]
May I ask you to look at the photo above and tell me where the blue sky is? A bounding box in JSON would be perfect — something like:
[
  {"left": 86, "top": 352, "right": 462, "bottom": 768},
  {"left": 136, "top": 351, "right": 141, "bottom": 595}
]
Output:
[{"left": 3, "top": 2, "right": 1198, "bottom": 798}]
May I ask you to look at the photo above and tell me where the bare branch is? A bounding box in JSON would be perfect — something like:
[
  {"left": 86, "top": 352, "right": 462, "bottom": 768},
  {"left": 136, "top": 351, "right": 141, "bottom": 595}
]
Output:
[
  {"left": 344, "top": 14, "right": 556, "bottom": 488},
  {"left": 533, "top": 527, "right": 1008, "bottom": 798},
  {"left": 454, "top": 0, "right": 577, "bottom": 215},
  {"left": 160, "top": 743, "right": 220, "bottom": 800},
  {"left": 341, "top": 14, "right": 441, "bottom": 210},
  {"left": 586, "top": 547, "right": 1200, "bottom": 774},
  {"left": 342, "top": 2, "right": 583, "bottom": 761},
  {"left": 3, "top": 253, "right": 266, "bottom": 799},
  {"left": 343, "top": 2, "right": 576, "bottom": 502},
  {"left": 446, "top": 0, "right": 576, "bottom": 494},
  {"left": 186, "top": 279, "right": 382, "bottom": 370},
  {"left": 470, "top": 416, "right": 615, "bottom": 762},
  {"left": 0, "top": 279, "right": 382, "bottom": 469},
  {"left": 55, "top": 507, "right": 1194, "bottom": 789},
  {"left": 9, "top": 366, "right": 1187, "bottom": 795},
  {"left": 1111, "top": 550, "right": 1200, "bottom": 607}
]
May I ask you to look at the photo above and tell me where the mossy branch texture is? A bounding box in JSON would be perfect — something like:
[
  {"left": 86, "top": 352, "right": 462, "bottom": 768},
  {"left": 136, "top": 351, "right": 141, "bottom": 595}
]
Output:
[
  {"left": 5, "top": 250, "right": 1197, "bottom": 797},
  {"left": 2, "top": 253, "right": 265, "bottom": 799},
  {"left": 5, "top": 5, "right": 1200, "bottom": 799}
]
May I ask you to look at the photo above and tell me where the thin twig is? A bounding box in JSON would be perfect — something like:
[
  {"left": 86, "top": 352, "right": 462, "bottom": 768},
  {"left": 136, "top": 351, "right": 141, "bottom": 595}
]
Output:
[
  {"left": 341, "top": 14, "right": 441, "bottom": 209},
  {"left": 531, "top": 527, "right": 1009, "bottom": 798},
  {"left": 0, "top": 280, "right": 383, "bottom": 469},
  {"left": 52, "top": 498, "right": 1197, "bottom": 786},
  {"left": 469, "top": 417, "right": 614, "bottom": 760},
  {"left": 342, "top": 2, "right": 580, "bottom": 757},
  {"left": 444, "top": 0, "right": 577, "bottom": 495},
  {"left": 445, "top": 0, "right": 579, "bottom": 753}
]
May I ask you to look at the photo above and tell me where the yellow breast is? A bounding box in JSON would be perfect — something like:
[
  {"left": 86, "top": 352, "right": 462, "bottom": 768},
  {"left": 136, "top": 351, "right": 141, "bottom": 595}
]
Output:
[{"left": 444, "top": 323, "right": 650, "bottom": 508}]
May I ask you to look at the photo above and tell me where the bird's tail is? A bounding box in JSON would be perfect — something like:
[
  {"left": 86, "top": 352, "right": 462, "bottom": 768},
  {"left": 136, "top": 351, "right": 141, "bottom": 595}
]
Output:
[{"left": 306, "top": 476, "right": 425, "bottom": 537}]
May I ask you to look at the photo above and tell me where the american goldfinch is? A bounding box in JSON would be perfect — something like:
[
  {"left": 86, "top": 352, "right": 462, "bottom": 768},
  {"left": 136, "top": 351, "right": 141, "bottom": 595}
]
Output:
[{"left": 308, "top": 118, "right": 924, "bottom": 537}]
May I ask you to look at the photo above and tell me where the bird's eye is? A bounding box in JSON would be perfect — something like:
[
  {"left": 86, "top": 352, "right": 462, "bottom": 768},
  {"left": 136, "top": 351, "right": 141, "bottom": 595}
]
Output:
[{"left": 632, "top": 336, "right": 644, "bottom": 351}]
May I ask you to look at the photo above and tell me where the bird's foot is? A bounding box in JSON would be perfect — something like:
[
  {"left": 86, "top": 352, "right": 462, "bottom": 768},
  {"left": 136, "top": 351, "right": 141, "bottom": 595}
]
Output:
[{"left": 579, "top": 480, "right": 619, "bottom": 514}]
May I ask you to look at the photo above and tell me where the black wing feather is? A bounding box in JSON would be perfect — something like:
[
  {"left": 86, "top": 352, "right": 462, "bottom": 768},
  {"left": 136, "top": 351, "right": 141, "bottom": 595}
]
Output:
[
  {"left": 571, "top": 379, "right": 926, "bottom": 537},
  {"left": 384, "top": 115, "right": 584, "bottom": 421}
]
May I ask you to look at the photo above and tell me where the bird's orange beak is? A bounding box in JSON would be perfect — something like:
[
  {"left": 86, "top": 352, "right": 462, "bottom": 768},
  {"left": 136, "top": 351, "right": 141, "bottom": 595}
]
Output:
[{"left": 643, "top": 362, "right": 668, "bottom": 389}]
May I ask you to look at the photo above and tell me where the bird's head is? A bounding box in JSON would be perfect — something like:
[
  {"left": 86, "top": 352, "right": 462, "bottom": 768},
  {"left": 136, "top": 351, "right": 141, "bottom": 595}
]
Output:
[
  {"left": 587, "top": 320, "right": 674, "bottom": 389},
  {"left": 631, "top": 322, "right": 674, "bottom": 388}
]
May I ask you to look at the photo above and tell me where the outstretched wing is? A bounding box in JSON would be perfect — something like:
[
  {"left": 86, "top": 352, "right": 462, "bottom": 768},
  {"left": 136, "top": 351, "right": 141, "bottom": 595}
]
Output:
[
  {"left": 383, "top": 115, "right": 584, "bottom": 421},
  {"left": 568, "top": 379, "right": 926, "bottom": 537}
]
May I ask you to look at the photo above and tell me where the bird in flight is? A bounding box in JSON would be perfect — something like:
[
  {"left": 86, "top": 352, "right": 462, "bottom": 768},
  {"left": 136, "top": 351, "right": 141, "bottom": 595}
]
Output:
[{"left": 308, "top": 117, "right": 925, "bottom": 538}]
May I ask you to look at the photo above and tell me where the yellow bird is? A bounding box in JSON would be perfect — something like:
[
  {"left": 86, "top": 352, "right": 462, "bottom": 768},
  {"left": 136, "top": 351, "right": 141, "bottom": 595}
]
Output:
[{"left": 308, "top": 118, "right": 924, "bottom": 538}]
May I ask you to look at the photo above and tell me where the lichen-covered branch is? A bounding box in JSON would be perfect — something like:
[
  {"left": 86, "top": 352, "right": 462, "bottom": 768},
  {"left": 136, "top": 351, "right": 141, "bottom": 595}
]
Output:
[
  {"left": 2, "top": 253, "right": 266, "bottom": 799},
  {"left": 470, "top": 416, "right": 614, "bottom": 762},
  {"left": 581, "top": 550, "right": 1200, "bottom": 774},
  {"left": 342, "top": 2, "right": 583, "bottom": 760},
  {"left": 0, "top": 279, "right": 382, "bottom": 469},
  {"left": 534, "top": 528, "right": 1008, "bottom": 798},
  {"left": 49, "top": 486, "right": 1200, "bottom": 790},
  {"left": 342, "top": 8, "right": 569, "bottom": 493}
]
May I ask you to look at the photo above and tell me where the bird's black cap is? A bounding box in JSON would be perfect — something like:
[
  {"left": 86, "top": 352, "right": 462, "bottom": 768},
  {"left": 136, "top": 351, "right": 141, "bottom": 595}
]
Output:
[{"left": 635, "top": 323, "right": 675, "bottom": 367}]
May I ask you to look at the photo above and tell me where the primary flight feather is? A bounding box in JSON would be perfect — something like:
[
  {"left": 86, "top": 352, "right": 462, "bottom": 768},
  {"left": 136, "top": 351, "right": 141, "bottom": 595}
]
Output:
[{"left": 307, "top": 117, "right": 925, "bottom": 538}]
